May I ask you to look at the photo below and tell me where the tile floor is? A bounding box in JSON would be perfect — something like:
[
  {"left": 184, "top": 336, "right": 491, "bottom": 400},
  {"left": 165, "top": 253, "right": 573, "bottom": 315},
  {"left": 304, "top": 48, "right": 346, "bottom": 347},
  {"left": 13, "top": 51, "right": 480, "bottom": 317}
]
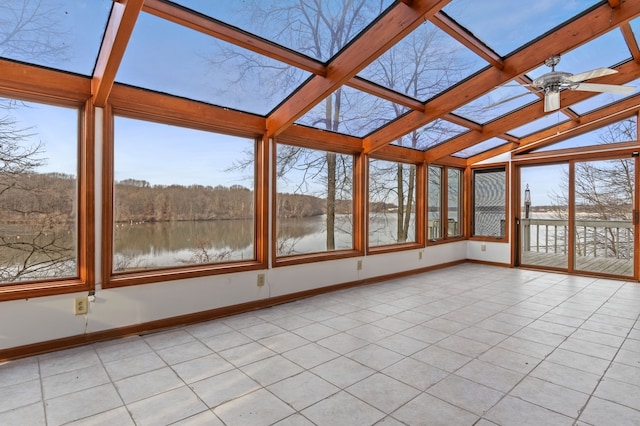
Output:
[{"left": 1, "top": 264, "right": 640, "bottom": 425}]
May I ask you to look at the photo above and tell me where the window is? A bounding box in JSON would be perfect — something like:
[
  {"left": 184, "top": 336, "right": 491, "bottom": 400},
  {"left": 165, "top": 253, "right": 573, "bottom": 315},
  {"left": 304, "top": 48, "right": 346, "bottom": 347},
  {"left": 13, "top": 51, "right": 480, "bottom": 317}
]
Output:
[
  {"left": 428, "top": 165, "right": 463, "bottom": 241},
  {"left": 0, "top": 96, "right": 86, "bottom": 293},
  {"left": 275, "top": 144, "right": 354, "bottom": 257},
  {"left": 110, "top": 116, "right": 256, "bottom": 276},
  {"left": 473, "top": 167, "right": 507, "bottom": 238},
  {"left": 368, "top": 158, "right": 417, "bottom": 246},
  {"left": 428, "top": 166, "right": 442, "bottom": 240},
  {"left": 447, "top": 168, "right": 463, "bottom": 237}
]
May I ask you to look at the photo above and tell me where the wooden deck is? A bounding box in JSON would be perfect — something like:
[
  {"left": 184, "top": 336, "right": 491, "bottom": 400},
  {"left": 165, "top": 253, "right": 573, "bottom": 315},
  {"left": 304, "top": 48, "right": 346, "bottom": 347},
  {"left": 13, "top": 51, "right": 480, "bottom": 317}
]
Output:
[{"left": 521, "top": 251, "right": 634, "bottom": 278}]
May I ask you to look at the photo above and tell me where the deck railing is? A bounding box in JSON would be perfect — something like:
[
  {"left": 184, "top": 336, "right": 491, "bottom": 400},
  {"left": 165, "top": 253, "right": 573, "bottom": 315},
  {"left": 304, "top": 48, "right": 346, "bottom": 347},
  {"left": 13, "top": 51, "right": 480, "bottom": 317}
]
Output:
[{"left": 521, "top": 218, "right": 634, "bottom": 260}]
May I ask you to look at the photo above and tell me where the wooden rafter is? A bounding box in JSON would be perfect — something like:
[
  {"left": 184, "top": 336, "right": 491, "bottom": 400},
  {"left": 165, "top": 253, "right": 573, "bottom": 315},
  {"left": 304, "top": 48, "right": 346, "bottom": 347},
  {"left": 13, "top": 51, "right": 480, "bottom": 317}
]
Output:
[
  {"left": 143, "top": 0, "right": 326, "bottom": 77},
  {"left": 431, "top": 11, "right": 503, "bottom": 70},
  {"left": 265, "top": 0, "right": 451, "bottom": 137},
  {"left": 426, "top": 59, "right": 640, "bottom": 161},
  {"left": 92, "top": 0, "right": 144, "bottom": 107},
  {"left": 363, "top": 0, "right": 640, "bottom": 154},
  {"left": 346, "top": 77, "right": 425, "bottom": 112},
  {"left": 620, "top": 23, "right": 640, "bottom": 63}
]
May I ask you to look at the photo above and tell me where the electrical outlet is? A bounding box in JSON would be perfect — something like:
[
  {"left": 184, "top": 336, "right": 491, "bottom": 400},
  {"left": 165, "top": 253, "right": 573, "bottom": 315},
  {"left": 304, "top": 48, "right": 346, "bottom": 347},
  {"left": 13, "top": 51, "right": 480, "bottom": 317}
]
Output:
[
  {"left": 257, "top": 274, "right": 265, "bottom": 287},
  {"left": 74, "top": 297, "right": 89, "bottom": 315},
  {"left": 481, "top": 243, "right": 487, "bottom": 252},
  {"left": 419, "top": 251, "right": 423, "bottom": 260},
  {"left": 357, "top": 260, "right": 363, "bottom": 270}
]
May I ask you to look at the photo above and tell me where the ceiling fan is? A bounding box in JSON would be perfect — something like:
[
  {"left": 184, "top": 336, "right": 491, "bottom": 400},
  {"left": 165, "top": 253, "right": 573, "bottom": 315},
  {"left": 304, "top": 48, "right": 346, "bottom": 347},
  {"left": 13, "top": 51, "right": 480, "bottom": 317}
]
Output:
[{"left": 492, "top": 55, "right": 636, "bottom": 112}]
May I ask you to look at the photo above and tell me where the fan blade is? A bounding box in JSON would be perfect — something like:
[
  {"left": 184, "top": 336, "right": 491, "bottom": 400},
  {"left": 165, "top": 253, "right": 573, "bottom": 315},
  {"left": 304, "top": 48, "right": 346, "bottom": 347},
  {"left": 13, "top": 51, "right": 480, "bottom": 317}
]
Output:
[
  {"left": 544, "top": 92, "right": 560, "bottom": 112},
  {"left": 574, "top": 82, "right": 635, "bottom": 94},
  {"left": 565, "top": 68, "right": 617, "bottom": 83}
]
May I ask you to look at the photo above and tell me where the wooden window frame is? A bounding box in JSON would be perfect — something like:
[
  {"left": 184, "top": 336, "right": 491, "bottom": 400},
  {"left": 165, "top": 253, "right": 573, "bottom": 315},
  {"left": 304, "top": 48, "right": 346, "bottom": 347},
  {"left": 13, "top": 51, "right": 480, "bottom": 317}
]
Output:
[
  {"left": 102, "top": 85, "right": 268, "bottom": 288},
  {"left": 427, "top": 164, "right": 465, "bottom": 245},
  {"left": 470, "top": 164, "right": 509, "bottom": 242},
  {"left": 366, "top": 154, "right": 425, "bottom": 255},
  {"left": 0, "top": 63, "right": 94, "bottom": 301},
  {"left": 272, "top": 136, "right": 365, "bottom": 267}
]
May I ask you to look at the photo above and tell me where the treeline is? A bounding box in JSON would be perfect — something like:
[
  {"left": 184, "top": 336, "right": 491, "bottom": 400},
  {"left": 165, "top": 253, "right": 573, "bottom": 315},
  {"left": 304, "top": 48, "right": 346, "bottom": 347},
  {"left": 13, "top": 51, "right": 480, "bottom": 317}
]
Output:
[
  {"left": 0, "top": 172, "right": 75, "bottom": 224},
  {"left": 0, "top": 173, "right": 391, "bottom": 224}
]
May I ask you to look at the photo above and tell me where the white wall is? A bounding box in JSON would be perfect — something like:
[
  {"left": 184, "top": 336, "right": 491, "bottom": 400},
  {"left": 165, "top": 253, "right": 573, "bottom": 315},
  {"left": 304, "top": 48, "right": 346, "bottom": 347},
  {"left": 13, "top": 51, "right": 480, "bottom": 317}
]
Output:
[{"left": 0, "top": 109, "right": 476, "bottom": 352}]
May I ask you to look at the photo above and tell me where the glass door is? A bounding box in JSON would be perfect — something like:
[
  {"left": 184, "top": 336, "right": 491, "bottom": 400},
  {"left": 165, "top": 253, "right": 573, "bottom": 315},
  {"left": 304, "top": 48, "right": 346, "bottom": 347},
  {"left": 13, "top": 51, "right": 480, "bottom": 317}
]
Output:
[
  {"left": 519, "top": 164, "right": 570, "bottom": 270},
  {"left": 573, "top": 158, "right": 635, "bottom": 278}
]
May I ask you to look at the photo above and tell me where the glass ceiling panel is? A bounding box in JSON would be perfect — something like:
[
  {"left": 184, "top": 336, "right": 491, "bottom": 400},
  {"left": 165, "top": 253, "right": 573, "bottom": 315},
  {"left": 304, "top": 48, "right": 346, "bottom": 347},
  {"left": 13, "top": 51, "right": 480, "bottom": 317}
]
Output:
[
  {"left": 358, "top": 21, "right": 488, "bottom": 101},
  {"left": 391, "top": 119, "right": 469, "bottom": 151},
  {"left": 0, "top": 1, "right": 111, "bottom": 76},
  {"left": 452, "top": 138, "right": 507, "bottom": 159},
  {"left": 454, "top": 80, "right": 539, "bottom": 124},
  {"left": 116, "top": 12, "right": 310, "bottom": 116},
  {"left": 526, "top": 29, "right": 631, "bottom": 80},
  {"left": 508, "top": 113, "right": 572, "bottom": 138},
  {"left": 571, "top": 77, "right": 640, "bottom": 115},
  {"left": 531, "top": 117, "right": 637, "bottom": 152},
  {"left": 169, "top": 0, "right": 394, "bottom": 62},
  {"left": 296, "top": 86, "right": 407, "bottom": 137},
  {"left": 442, "top": 0, "right": 600, "bottom": 56}
]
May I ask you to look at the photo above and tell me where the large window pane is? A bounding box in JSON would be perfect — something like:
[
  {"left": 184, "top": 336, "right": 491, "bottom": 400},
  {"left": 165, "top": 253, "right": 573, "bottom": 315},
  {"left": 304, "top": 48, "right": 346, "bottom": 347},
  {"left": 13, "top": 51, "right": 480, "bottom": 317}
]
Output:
[
  {"left": 428, "top": 166, "right": 442, "bottom": 240},
  {"left": 275, "top": 145, "right": 354, "bottom": 256},
  {"left": 369, "top": 159, "right": 416, "bottom": 246},
  {"left": 0, "top": 98, "right": 78, "bottom": 283},
  {"left": 113, "top": 117, "right": 255, "bottom": 272},
  {"left": 447, "top": 168, "right": 462, "bottom": 237},
  {"left": 473, "top": 168, "right": 506, "bottom": 238}
]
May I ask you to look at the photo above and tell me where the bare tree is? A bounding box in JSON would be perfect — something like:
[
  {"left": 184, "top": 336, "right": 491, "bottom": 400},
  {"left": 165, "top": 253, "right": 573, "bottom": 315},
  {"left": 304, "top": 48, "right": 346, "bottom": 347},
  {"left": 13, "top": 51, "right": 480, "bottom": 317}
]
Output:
[{"left": 0, "top": 1, "right": 73, "bottom": 282}]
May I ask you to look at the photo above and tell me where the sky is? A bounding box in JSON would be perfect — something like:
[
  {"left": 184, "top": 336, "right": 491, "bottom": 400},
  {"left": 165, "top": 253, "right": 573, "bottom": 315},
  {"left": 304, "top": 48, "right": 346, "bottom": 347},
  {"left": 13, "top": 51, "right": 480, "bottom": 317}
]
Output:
[{"left": 2, "top": 1, "right": 639, "bottom": 203}]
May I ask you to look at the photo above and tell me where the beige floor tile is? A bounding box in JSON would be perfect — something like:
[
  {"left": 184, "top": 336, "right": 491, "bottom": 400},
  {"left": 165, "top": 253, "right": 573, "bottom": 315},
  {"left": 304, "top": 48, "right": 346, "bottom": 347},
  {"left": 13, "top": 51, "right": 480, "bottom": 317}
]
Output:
[
  {"left": 190, "top": 369, "right": 259, "bottom": 408},
  {"left": 580, "top": 397, "right": 640, "bottom": 425},
  {"left": 382, "top": 357, "right": 448, "bottom": 390},
  {"left": 427, "top": 374, "right": 504, "bottom": 416},
  {"left": 456, "top": 359, "right": 524, "bottom": 393},
  {"left": 0, "top": 378, "right": 42, "bottom": 413},
  {"left": 214, "top": 388, "right": 294, "bottom": 426},
  {"left": 44, "top": 383, "right": 122, "bottom": 426},
  {"left": 391, "top": 393, "right": 478, "bottom": 426},
  {"left": 128, "top": 386, "right": 208, "bottom": 426},
  {"left": 346, "top": 373, "right": 420, "bottom": 414},
  {"left": 267, "top": 371, "right": 339, "bottom": 411},
  {"left": 302, "top": 391, "right": 385, "bottom": 426},
  {"left": 310, "top": 356, "right": 375, "bottom": 388},
  {"left": 0, "top": 402, "right": 45, "bottom": 426},
  {"left": 240, "top": 355, "right": 304, "bottom": 386},
  {"left": 411, "top": 345, "right": 472, "bottom": 372},
  {"left": 510, "top": 376, "right": 589, "bottom": 418},
  {"left": 485, "top": 395, "right": 574, "bottom": 426},
  {"left": 172, "top": 353, "right": 234, "bottom": 384}
]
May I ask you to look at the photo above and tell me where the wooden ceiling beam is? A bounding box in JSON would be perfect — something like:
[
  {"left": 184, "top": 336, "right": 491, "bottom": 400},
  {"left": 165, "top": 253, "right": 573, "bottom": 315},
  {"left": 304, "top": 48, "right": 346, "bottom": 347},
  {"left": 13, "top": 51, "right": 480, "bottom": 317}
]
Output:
[
  {"left": 266, "top": 0, "right": 451, "bottom": 137},
  {"left": 346, "top": 77, "right": 425, "bottom": 112},
  {"left": 431, "top": 11, "right": 504, "bottom": 70},
  {"left": 620, "top": 23, "right": 640, "bottom": 63},
  {"left": 364, "top": 0, "right": 640, "bottom": 154},
  {"left": 92, "top": 0, "right": 144, "bottom": 107},
  {"left": 143, "top": 0, "right": 326, "bottom": 76},
  {"left": 426, "top": 60, "right": 640, "bottom": 161},
  {"left": 467, "top": 92, "right": 640, "bottom": 161}
]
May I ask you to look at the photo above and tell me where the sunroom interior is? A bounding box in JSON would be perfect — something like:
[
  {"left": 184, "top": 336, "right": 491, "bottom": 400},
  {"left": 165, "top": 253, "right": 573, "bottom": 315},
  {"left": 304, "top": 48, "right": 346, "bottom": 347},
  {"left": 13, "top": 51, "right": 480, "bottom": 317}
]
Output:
[{"left": 1, "top": 0, "right": 640, "bottom": 361}]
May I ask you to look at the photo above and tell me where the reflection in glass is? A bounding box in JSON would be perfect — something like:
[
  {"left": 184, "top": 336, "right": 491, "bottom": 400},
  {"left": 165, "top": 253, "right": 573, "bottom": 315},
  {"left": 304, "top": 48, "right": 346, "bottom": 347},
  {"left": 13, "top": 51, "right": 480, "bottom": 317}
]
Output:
[
  {"left": 452, "top": 138, "right": 507, "bottom": 159},
  {"left": 359, "top": 21, "right": 487, "bottom": 101},
  {"left": 369, "top": 159, "right": 416, "bottom": 246},
  {"left": 275, "top": 145, "right": 353, "bottom": 256},
  {"left": 574, "top": 159, "right": 634, "bottom": 277},
  {"left": 443, "top": 0, "right": 600, "bottom": 56},
  {"left": 392, "top": 119, "right": 469, "bottom": 151},
  {"left": 0, "top": 98, "right": 78, "bottom": 283},
  {"left": 473, "top": 168, "right": 505, "bottom": 238},
  {"left": 117, "top": 12, "right": 309, "bottom": 116},
  {"left": 296, "top": 86, "right": 406, "bottom": 137},
  {"left": 532, "top": 117, "right": 637, "bottom": 152},
  {"left": 428, "top": 166, "right": 442, "bottom": 240},
  {"left": 170, "top": 0, "right": 393, "bottom": 62},
  {"left": 454, "top": 81, "right": 538, "bottom": 124},
  {"left": 0, "top": 1, "right": 111, "bottom": 75},
  {"left": 519, "top": 164, "right": 569, "bottom": 270},
  {"left": 113, "top": 117, "right": 255, "bottom": 272},
  {"left": 447, "top": 168, "right": 462, "bottom": 237}
]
